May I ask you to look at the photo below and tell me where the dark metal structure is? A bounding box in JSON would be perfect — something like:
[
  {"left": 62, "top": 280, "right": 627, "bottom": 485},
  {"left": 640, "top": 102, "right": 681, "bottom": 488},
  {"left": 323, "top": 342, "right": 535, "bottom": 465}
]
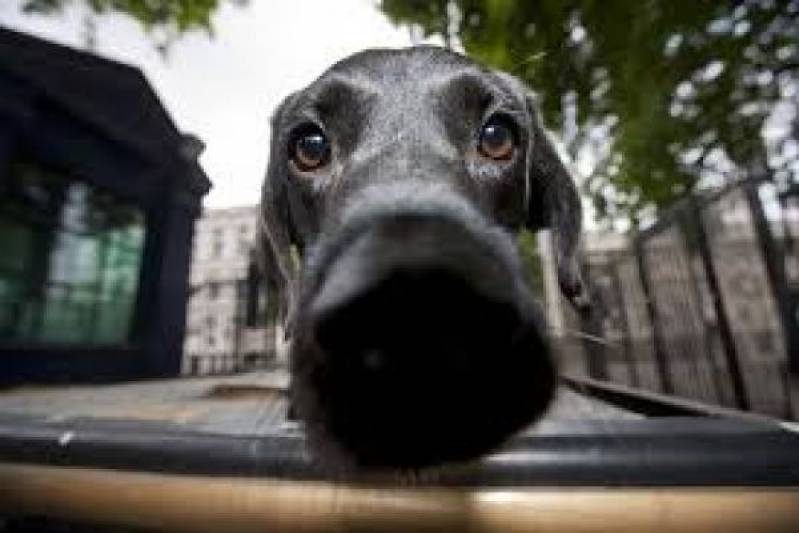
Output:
[
  {"left": 1, "top": 411, "right": 797, "bottom": 486},
  {"left": 0, "top": 28, "right": 211, "bottom": 383},
  {"left": 578, "top": 178, "right": 799, "bottom": 419}
]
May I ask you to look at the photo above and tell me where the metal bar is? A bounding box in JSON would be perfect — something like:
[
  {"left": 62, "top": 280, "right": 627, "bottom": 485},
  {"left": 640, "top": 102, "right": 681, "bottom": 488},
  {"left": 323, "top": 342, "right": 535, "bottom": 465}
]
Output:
[
  {"left": 562, "top": 375, "right": 774, "bottom": 422},
  {"left": 635, "top": 176, "right": 770, "bottom": 242},
  {"left": 579, "top": 262, "right": 608, "bottom": 381},
  {"left": 633, "top": 237, "right": 673, "bottom": 394},
  {"left": 743, "top": 180, "right": 799, "bottom": 377},
  {"left": 0, "top": 412, "right": 798, "bottom": 486},
  {"left": 688, "top": 195, "right": 750, "bottom": 410},
  {"left": 609, "top": 261, "right": 640, "bottom": 387},
  {"left": 666, "top": 210, "right": 718, "bottom": 404}
]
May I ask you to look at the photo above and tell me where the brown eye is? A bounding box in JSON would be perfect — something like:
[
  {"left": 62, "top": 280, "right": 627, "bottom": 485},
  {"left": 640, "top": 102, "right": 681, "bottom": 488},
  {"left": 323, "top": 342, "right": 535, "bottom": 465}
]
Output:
[
  {"left": 478, "top": 117, "right": 516, "bottom": 160},
  {"left": 291, "top": 125, "right": 330, "bottom": 171}
]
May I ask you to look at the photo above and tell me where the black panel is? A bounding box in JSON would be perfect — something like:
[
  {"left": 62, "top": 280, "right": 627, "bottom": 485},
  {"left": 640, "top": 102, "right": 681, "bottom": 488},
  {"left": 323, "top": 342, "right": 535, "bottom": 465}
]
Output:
[{"left": 0, "top": 414, "right": 797, "bottom": 486}]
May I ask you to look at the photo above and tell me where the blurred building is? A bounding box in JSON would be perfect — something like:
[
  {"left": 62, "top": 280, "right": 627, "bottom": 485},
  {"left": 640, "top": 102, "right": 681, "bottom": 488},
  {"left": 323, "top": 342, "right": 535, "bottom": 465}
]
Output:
[
  {"left": 183, "top": 206, "right": 287, "bottom": 376},
  {"left": 0, "top": 28, "right": 209, "bottom": 383}
]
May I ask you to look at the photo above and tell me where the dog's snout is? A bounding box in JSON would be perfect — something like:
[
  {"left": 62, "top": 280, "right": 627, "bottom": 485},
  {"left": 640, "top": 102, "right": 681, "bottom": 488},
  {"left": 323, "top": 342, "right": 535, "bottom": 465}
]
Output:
[
  {"left": 292, "top": 210, "right": 556, "bottom": 469},
  {"left": 309, "top": 213, "right": 518, "bottom": 322}
]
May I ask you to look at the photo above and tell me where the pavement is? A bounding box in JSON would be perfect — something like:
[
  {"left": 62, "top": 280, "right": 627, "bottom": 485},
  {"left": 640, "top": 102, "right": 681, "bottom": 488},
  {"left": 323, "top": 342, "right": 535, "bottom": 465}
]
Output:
[{"left": 0, "top": 369, "right": 639, "bottom": 437}]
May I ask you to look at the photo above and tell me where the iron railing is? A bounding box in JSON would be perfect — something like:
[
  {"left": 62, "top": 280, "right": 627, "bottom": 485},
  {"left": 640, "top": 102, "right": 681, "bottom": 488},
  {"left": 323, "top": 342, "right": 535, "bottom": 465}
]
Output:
[{"left": 573, "top": 178, "right": 799, "bottom": 420}]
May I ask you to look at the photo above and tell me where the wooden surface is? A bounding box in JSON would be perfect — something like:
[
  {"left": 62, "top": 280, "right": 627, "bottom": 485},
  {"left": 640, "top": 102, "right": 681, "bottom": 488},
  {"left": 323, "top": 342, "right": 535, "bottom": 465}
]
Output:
[{"left": 0, "top": 462, "right": 797, "bottom": 532}]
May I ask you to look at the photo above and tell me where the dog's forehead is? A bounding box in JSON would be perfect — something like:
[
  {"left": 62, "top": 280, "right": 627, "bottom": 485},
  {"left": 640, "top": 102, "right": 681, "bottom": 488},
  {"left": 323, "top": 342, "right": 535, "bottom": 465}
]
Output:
[
  {"left": 327, "top": 46, "right": 473, "bottom": 78},
  {"left": 294, "top": 47, "right": 525, "bottom": 111}
]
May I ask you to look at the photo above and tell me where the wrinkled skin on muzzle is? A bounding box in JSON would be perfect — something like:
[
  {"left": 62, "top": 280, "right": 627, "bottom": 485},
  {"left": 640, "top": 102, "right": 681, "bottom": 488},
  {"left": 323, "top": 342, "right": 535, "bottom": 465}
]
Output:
[{"left": 257, "top": 47, "right": 586, "bottom": 471}]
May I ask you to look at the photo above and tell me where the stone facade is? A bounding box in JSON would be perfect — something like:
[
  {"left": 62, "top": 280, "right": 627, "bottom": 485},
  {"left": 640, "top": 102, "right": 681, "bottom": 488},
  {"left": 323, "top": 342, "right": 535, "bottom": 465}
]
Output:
[{"left": 182, "top": 206, "right": 288, "bottom": 375}]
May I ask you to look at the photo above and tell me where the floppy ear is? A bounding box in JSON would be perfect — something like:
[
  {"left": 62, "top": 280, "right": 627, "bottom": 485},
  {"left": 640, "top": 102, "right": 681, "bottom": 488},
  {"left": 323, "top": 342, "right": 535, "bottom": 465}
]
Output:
[
  {"left": 524, "top": 95, "right": 589, "bottom": 312},
  {"left": 257, "top": 93, "right": 300, "bottom": 338}
]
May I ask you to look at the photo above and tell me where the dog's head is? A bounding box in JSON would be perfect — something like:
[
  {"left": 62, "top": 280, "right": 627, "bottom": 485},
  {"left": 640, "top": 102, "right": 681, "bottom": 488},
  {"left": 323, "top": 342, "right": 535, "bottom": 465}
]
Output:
[{"left": 258, "top": 47, "right": 585, "bottom": 470}]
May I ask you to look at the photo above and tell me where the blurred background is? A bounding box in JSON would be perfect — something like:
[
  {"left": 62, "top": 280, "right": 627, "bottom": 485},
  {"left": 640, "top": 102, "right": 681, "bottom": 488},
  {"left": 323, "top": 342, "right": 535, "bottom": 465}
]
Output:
[{"left": 0, "top": 0, "right": 797, "bottom": 421}]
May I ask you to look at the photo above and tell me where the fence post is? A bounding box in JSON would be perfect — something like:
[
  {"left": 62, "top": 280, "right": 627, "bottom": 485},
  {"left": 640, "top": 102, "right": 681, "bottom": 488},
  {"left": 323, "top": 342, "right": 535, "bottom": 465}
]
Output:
[
  {"left": 577, "top": 262, "right": 608, "bottom": 380},
  {"left": 743, "top": 179, "right": 799, "bottom": 376},
  {"left": 633, "top": 237, "right": 674, "bottom": 394},
  {"left": 610, "top": 262, "right": 640, "bottom": 388},
  {"left": 582, "top": 304, "right": 609, "bottom": 381},
  {"left": 689, "top": 195, "right": 750, "bottom": 410}
]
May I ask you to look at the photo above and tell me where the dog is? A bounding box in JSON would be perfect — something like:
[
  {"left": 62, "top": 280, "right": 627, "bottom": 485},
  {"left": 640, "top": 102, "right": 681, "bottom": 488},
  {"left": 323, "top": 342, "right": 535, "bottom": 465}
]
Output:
[{"left": 257, "top": 46, "right": 585, "bottom": 471}]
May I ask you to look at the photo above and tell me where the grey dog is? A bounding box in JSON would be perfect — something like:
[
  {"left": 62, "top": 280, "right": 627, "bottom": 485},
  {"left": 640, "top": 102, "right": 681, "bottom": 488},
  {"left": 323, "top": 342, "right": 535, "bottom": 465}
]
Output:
[{"left": 257, "top": 46, "right": 585, "bottom": 471}]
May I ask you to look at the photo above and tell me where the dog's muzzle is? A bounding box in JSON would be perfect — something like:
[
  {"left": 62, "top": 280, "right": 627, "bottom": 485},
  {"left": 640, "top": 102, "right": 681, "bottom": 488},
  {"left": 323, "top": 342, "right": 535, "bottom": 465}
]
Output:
[{"left": 291, "top": 190, "right": 556, "bottom": 469}]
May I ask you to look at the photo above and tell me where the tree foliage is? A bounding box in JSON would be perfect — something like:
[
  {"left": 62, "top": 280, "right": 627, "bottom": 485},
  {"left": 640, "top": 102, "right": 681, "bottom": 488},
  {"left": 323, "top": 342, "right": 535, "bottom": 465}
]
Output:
[
  {"left": 380, "top": 0, "right": 799, "bottom": 226},
  {"left": 19, "top": 0, "right": 245, "bottom": 51}
]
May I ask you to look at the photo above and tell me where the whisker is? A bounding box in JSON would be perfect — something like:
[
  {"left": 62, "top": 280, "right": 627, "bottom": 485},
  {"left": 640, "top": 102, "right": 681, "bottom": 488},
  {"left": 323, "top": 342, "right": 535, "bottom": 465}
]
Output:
[
  {"left": 509, "top": 51, "right": 547, "bottom": 73},
  {"left": 550, "top": 327, "right": 620, "bottom": 348}
]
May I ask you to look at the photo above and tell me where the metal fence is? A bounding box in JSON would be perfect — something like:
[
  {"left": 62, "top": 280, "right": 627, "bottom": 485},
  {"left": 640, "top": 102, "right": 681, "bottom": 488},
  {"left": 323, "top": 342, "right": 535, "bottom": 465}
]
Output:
[
  {"left": 574, "top": 179, "right": 799, "bottom": 420},
  {"left": 184, "top": 350, "right": 277, "bottom": 377}
]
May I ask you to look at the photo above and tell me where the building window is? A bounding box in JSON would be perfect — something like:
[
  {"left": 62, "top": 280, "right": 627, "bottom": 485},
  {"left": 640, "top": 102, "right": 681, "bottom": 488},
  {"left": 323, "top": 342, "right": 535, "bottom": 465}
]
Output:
[
  {"left": 205, "top": 316, "right": 216, "bottom": 348},
  {"left": 0, "top": 161, "right": 145, "bottom": 345},
  {"left": 208, "top": 281, "right": 219, "bottom": 300},
  {"left": 212, "top": 229, "right": 223, "bottom": 258}
]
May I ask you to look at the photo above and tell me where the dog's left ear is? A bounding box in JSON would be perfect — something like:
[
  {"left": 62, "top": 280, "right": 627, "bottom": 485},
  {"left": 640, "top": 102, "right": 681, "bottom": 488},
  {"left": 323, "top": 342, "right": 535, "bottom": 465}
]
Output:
[
  {"left": 257, "top": 93, "right": 301, "bottom": 338},
  {"left": 524, "top": 95, "right": 589, "bottom": 312}
]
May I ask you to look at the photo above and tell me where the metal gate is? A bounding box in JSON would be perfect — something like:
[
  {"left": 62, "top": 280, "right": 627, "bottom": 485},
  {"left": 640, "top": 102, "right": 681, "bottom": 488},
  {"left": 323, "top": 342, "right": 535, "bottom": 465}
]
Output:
[{"left": 576, "top": 179, "right": 799, "bottom": 419}]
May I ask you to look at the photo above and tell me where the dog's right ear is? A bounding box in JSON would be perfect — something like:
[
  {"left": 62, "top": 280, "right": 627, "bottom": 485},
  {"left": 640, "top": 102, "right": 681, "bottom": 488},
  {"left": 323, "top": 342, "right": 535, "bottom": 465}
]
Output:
[
  {"left": 523, "top": 94, "right": 590, "bottom": 313},
  {"left": 257, "top": 93, "right": 300, "bottom": 338}
]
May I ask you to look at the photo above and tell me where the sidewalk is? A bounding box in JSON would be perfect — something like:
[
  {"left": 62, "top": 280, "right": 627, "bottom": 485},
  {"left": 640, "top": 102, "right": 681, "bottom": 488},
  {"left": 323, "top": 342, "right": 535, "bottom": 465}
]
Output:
[
  {"left": 0, "top": 370, "right": 291, "bottom": 436},
  {"left": 0, "top": 369, "right": 637, "bottom": 439}
]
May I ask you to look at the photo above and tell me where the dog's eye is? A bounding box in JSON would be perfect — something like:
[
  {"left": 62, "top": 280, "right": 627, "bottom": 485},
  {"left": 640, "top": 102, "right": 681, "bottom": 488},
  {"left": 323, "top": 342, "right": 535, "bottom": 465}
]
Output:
[
  {"left": 290, "top": 125, "right": 330, "bottom": 171},
  {"left": 478, "top": 117, "right": 516, "bottom": 161}
]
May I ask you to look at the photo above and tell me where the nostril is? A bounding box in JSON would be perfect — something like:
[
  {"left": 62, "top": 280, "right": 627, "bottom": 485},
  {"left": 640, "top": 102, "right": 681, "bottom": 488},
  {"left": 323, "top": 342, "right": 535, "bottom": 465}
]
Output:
[{"left": 362, "top": 349, "right": 385, "bottom": 371}]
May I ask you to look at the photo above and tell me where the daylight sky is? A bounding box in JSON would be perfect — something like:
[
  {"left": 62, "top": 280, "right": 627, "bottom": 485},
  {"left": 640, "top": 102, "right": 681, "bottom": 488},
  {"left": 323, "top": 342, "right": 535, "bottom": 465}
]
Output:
[{"left": 0, "top": 1, "right": 441, "bottom": 208}]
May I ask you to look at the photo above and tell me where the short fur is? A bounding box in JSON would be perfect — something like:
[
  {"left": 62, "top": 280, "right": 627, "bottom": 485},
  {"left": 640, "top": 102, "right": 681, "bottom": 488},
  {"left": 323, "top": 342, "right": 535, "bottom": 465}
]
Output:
[{"left": 257, "top": 47, "right": 585, "bottom": 471}]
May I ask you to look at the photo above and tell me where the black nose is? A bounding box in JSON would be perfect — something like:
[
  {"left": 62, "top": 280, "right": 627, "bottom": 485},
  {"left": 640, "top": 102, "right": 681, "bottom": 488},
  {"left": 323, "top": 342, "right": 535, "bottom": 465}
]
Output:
[{"left": 292, "top": 212, "right": 555, "bottom": 470}]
